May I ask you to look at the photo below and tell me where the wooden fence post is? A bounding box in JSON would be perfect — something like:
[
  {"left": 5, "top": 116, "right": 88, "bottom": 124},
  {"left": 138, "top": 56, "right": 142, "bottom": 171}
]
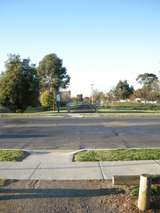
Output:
[{"left": 138, "top": 174, "right": 151, "bottom": 211}]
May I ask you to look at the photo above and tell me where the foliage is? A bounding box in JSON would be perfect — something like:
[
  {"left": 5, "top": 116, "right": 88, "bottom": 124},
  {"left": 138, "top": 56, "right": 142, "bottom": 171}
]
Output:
[
  {"left": 38, "top": 53, "right": 70, "bottom": 93},
  {"left": 0, "top": 179, "right": 7, "bottom": 187},
  {"left": 134, "top": 88, "right": 149, "bottom": 101},
  {"left": 40, "top": 90, "right": 54, "bottom": 108},
  {"left": 71, "top": 95, "right": 84, "bottom": 104},
  {"left": 136, "top": 73, "right": 158, "bottom": 87},
  {"left": 129, "top": 186, "right": 139, "bottom": 197},
  {"left": 24, "top": 106, "right": 44, "bottom": 113},
  {"left": 76, "top": 94, "right": 83, "bottom": 102},
  {"left": 130, "top": 185, "right": 160, "bottom": 197},
  {"left": 92, "top": 89, "right": 106, "bottom": 105},
  {"left": 75, "top": 149, "right": 160, "bottom": 161},
  {"left": 113, "top": 80, "right": 134, "bottom": 100},
  {"left": 71, "top": 97, "right": 79, "bottom": 104},
  {"left": 0, "top": 105, "right": 11, "bottom": 113},
  {"left": 0, "top": 55, "right": 39, "bottom": 111},
  {"left": 0, "top": 150, "right": 29, "bottom": 161},
  {"left": 83, "top": 97, "right": 91, "bottom": 103},
  {"left": 135, "top": 73, "right": 160, "bottom": 102},
  {"left": 106, "top": 89, "right": 115, "bottom": 102}
]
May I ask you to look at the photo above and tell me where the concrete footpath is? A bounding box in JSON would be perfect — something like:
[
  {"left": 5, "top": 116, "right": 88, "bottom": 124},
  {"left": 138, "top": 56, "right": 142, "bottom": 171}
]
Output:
[{"left": 0, "top": 150, "right": 160, "bottom": 180}]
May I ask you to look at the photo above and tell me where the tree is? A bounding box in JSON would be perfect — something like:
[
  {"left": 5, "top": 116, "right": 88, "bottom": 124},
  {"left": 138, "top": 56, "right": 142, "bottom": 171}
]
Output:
[
  {"left": 136, "top": 73, "right": 159, "bottom": 102},
  {"left": 40, "top": 90, "right": 54, "bottom": 109},
  {"left": 92, "top": 89, "right": 105, "bottom": 105},
  {"left": 136, "top": 73, "right": 158, "bottom": 87},
  {"left": 106, "top": 89, "right": 115, "bottom": 103},
  {"left": 38, "top": 53, "right": 70, "bottom": 93},
  {"left": 77, "top": 94, "right": 83, "bottom": 102},
  {"left": 113, "top": 80, "right": 134, "bottom": 100},
  {"left": 83, "top": 97, "right": 90, "bottom": 103},
  {"left": 134, "top": 88, "right": 150, "bottom": 102},
  {"left": 0, "top": 54, "right": 39, "bottom": 111},
  {"left": 38, "top": 54, "right": 70, "bottom": 110}
]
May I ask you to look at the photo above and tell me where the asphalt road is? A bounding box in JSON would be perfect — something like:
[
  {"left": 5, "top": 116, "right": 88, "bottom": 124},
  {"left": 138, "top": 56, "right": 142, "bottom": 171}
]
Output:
[{"left": 0, "top": 116, "right": 160, "bottom": 150}]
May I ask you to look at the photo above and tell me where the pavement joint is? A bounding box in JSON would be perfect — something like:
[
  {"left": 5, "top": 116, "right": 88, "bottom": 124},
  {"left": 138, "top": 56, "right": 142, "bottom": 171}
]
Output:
[{"left": 99, "top": 161, "right": 105, "bottom": 180}]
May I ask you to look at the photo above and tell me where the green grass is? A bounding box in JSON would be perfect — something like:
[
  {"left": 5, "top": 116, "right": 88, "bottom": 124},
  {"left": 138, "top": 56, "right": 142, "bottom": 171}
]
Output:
[
  {"left": 0, "top": 110, "right": 68, "bottom": 118},
  {"left": 0, "top": 150, "right": 29, "bottom": 161},
  {"left": 97, "top": 102, "right": 160, "bottom": 113},
  {"left": 74, "top": 149, "right": 160, "bottom": 161},
  {"left": 97, "top": 109, "right": 160, "bottom": 113},
  {"left": 100, "top": 102, "right": 160, "bottom": 110},
  {"left": 130, "top": 185, "right": 160, "bottom": 197}
]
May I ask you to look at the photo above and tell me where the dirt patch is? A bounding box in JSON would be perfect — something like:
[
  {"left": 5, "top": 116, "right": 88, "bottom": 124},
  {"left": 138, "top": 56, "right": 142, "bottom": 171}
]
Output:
[{"left": 0, "top": 180, "right": 159, "bottom": 213}]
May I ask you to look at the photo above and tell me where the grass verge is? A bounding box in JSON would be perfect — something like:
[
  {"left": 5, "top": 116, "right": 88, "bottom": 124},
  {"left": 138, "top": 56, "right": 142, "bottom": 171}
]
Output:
[
  {"left": 0, "top": 111, "right": 67, "bottom": 118},
  {"left": 0, "top": 150, "right": 29, "bottom": 161},
  {"left": 74, "top": 149, "right": 160, "bottom": 161},
  {"left": 130, "top": 185, "right": 160, "bottom": 197}
]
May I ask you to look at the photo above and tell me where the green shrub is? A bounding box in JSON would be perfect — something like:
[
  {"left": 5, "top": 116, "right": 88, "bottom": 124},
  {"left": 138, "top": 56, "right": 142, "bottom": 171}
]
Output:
[
  {"left": 24, "top": 106, "right": 44, "bottom": 113},
  {"left": 130, "top": 185, "right": 160, "bottom": 197},
  {"left": 0, "top": 105, "right": 11, "bottom": 113},
  {"left": 40, "top": 90, "right": 54, "bottom": 108}
]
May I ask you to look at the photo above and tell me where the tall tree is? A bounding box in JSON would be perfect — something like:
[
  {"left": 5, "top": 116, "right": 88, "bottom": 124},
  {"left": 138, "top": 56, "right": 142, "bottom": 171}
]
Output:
[
  {"left": 136, "top": 73, "right": 158, "bottom": 87},
  {"left": 38, "top": 54, "right": 70, "bottom": 110},
  {"left": 92, "top": 89, "right": 105, "bottom": 105},
  {"left": 0, "top": 54, "right": 39, "bottom": 111},
  {"left": 113, "top": 80, "right": 134, "bottom": 100},
  {"left": 38, "top": 54, "right": 70, "bottom": 93},
  {"left": 136, "top": 73, "right": 159, "bottom": 102}
]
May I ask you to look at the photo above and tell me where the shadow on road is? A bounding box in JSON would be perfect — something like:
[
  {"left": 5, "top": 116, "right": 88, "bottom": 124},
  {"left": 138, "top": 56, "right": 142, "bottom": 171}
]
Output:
[{"left": 0, "top": 134, "right": 47, "bottom": 139}]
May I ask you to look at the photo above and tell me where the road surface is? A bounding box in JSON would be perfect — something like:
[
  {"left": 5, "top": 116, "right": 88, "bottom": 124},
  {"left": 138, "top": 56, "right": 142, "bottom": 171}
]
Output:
[{"left": 0, "top": 116, "right": 160, "bottom": 150}]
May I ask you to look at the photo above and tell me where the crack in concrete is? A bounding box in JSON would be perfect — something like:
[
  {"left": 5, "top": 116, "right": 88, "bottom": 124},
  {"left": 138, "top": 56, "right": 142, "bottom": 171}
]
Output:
[
  {"left": 99, "top": 161, "right": 105, "bottom": 180},
  {"left": 154, "top": 160, "right": 160, "bottom": 167},
  {"left": 28, "top": 162, "right": 41, "bottom": 179},
  {"left": 112, "top": 129, "right": 129, "bottom": 148}
]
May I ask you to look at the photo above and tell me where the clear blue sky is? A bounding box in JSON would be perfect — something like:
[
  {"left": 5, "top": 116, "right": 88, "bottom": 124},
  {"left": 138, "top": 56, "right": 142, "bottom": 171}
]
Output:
[{"left": 1, "top": 0, "right": 160, "bottom": 96}]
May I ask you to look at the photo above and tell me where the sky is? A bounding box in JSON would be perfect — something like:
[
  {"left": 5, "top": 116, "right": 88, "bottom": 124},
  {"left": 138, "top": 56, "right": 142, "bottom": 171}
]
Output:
[{"left": 1, "top": 0, "right": 160, "bottom": 96}]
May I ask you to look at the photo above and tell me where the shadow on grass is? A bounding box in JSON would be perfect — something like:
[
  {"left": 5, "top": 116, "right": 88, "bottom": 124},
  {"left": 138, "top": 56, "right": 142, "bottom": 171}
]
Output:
[{"left": 0, "top": 188, "right": 125, "bottom": 200}]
